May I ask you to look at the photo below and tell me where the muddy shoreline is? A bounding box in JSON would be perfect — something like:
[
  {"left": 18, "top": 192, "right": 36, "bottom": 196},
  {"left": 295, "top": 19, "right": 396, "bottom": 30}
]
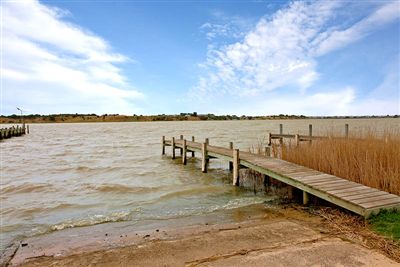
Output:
[{"left": 4, "top": 204, "right": 399, "bottom": 266}]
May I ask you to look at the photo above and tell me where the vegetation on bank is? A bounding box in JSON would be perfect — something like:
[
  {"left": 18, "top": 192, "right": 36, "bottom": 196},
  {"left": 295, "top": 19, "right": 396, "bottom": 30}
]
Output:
[
  {"left": 274, "top": 131, "right": 400, "bottom": 195},
  {"left": 368, "top": 210, "right": 400, "bottom": 242},
  {"left": 0, "top": 113, "right": 309, "bottom": 123},
  {"left": 1, "top": 113, "right": 398, "bottom": 124}
]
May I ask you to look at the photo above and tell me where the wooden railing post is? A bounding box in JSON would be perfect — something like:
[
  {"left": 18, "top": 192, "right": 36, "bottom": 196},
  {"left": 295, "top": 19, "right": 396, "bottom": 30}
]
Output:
[
  {"left": 229, "top": 142, "right": 233, "bottom": 170},
  {"left": 191, "top": 136, "right": 195, "bottom": 157},
  {"left": 264, "top": 146, "right": 271, "bottom": 157},
  {"left": 295, "top": 134, "right": 299, "bottom": 147},
  {"left": 201, "top": 142, "right": 208, "bottom": 173},
  {"left": 172, "top": 137, "right": 176, "bottom": 159},
  {"left": 345, "top": 124, "right": 349, "bottom": 138},
  {"left": 179, "top": 135, "right": 183, "bottom": 156},
  {"left": 161, "top": 136, "right": 165, "bottom": 155},
  {"left": 266, "top": 132, "right": 271, "bottom": 146},
  {"left": 182, "top": 139, "right": 187, "bottom": 165},
  {"left": 233, "top": 149, "right": 239, "bottom": 186},
  {"left": 279, "top": 124, "right": 283, "bottom": 135},
  {"left": 309, "top": 124, "right": 313, "bottom": 137}
]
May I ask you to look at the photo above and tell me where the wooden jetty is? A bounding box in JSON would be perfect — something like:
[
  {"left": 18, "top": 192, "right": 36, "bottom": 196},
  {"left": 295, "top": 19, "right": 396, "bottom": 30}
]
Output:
[
  {"left": 162, "top": 135, "right": 400, "bottom": 218},
  {"left": 0, "top": 125, "right": 29, "bottom": 141}
]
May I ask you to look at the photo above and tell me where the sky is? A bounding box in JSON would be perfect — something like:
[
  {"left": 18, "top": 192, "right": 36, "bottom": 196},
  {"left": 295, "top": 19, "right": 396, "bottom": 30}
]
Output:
[{"left": 1, "top": 0, "right": 399, "bottom": 116}]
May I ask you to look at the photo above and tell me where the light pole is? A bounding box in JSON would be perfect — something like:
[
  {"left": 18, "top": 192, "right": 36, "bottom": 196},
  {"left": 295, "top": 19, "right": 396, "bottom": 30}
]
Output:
[{"left": 16, "top": 107, "right": 24, "bottom": 128}]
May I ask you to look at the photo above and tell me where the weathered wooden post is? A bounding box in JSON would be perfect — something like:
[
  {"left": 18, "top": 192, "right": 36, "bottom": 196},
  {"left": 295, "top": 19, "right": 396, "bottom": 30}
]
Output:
[
  {"left": 191, "top": 136, "right": 195, "bottom": 157},
  {"left": 264, "top": 146, "right": 271, "bottom": 157},
  {"left": 264, "top": 174, "right": 271, "bottom": 189},
  {"left": 205, "top": 138, "right": 210, "bottom": 163},
  {"left": 27, "top": 125, "right": 30, "bottom": 134},
  {"left": 266, "top": 132, "right": 271, "bottom": 146},
  {"left": 229, "top": 142, "right": 233, "bottom": 170},
  {"left": 182, "top": 139, "right": 187, "bottom": 165},
  {"left": 287, "top": 186, "right": 293, "bottom": 200},
  {"left": 279, "top": 124, "right": 283, "bottom": 135},
  {"left": 295, "top": 134, "right": 300, "bottom": 147},
  {"left": 16, "top": 125, "right": 20, "bottom": 136},
  {"left": 308, "top": 124, "right": 312, "bottom": 144},
  {"left": 161, "top": 136, "right": 165, "bottom": 155},
  {"left": 345, "top": 124, "right": 349, "bottom": 138},
  {"left": 233, "top": 149, "right": 239, "bottom": 186},
  {"left": 172, "top": 137, "right": 176, "bottom": 159},
  {"left": 303, "top": 191, "right": 310, "bottom": 206},
  {"left": 179, "top": 135, "right": 183, "bottom": 156},
  {"left": 201, "top": 142, "right": 208, "bottom": 173}
]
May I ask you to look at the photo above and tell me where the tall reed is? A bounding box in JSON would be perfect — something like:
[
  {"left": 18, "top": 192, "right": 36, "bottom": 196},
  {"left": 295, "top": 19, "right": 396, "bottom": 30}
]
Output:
[{"left": 274, "top": 130, "right": 400, "bottom": 195}]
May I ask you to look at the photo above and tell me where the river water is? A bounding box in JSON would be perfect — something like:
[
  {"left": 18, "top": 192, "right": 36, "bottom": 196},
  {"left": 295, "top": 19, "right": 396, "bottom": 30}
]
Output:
[{"left": 1, "top": 118, "right": 399, "bottom": 252}]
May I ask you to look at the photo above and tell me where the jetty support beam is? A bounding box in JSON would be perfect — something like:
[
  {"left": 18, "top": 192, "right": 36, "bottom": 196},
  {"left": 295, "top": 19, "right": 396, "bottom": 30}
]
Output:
[
  {"left": 182, "top": 139, "right": 187, "bottom": 165},
  {"left": 201, "top": 142, "right": 208, "bottom": 173},
  {"left": 229, "top": 142, "right": 233, "bottom": 170},
  {"left": 172, "top": 137, "right": 176, "bottom": 159},
  {"left": 233, "top": 149, "right": 239, "bottom": 186},
  {"left": 303, "top": 191, "right": 310, "bottom": 206},
  {"left": 162, "top": 136, "right": 165, "bottom": 155},
  {"left": 191, "top": 136, "right": 195, "bottom": 157}
]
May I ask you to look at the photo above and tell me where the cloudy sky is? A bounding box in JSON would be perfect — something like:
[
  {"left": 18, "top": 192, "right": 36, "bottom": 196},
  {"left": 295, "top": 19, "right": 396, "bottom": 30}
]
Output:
[{"left": 2, "top": 0, "right": 399, "bottom": 115}]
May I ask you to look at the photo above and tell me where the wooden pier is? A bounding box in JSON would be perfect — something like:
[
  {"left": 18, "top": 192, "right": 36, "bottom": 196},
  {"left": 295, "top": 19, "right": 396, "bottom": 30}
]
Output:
[
  {"left": 0, "top": 125, "right": 29, "bottom": 140},
  {"left": 162, "top": 135, "right": 400, "bottom": 218}
]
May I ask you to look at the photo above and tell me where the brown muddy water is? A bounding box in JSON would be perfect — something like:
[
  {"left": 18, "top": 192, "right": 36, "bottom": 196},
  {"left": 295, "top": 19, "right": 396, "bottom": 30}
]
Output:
[{"left": 1, "top": 118, "right": 399, "bottom": 253}]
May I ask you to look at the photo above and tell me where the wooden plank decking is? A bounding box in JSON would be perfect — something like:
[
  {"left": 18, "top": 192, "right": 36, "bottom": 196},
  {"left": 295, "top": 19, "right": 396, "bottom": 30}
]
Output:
[{"left": 163, "top": 137, "right": 400, "bottom": 218}]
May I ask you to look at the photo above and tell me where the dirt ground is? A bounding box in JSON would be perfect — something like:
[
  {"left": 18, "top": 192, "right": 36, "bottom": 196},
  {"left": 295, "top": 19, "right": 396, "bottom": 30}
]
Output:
[{"left": 5, "top": 205, "right": 400, "bottom": 267}]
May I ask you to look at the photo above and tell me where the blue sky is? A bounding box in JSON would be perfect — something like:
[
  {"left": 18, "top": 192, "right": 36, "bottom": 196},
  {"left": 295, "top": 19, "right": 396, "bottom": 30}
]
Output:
[{"left": 2, "top": 0, "right": 399, "bottom": 116}]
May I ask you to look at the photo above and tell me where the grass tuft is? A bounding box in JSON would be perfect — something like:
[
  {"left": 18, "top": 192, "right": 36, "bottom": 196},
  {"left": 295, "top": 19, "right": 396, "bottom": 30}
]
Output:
[{"left": 368, "top": 210, "right": 400, "bottom": 241}]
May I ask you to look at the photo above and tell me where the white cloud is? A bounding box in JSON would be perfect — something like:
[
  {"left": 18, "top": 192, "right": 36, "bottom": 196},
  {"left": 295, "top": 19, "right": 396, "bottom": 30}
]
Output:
[
  {"left": 192, "top": 1, "right": 340, "bottom": 98},
  {"left": 2, "top": 0, "right": 143, "bottom": 115},
  {"left": 313, "top": 1, "right": 400, "bottom": 56},
  {"left": 192, "top": 0, "right": 400, "bottom": 104}
]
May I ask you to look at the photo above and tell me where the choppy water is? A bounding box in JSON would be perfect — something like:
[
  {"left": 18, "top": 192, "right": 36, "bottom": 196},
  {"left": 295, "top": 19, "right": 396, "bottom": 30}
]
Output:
[{"left": 1, "top": 118, "right": 399, "bottom": 251}]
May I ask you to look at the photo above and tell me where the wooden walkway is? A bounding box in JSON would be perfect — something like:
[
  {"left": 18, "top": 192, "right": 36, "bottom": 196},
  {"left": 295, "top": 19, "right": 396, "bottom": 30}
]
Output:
[{"left": 162, "top": 136, "right": 400, "bottom": 218}]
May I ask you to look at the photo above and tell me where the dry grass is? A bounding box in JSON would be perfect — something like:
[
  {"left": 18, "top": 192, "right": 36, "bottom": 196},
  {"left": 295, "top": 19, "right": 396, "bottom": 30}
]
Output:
[
  {"left": 272, "top": 130, "right": 400, "bottom": 195},
  {"left": 310, "top": 207, "right": 400, "bottom": 262}
]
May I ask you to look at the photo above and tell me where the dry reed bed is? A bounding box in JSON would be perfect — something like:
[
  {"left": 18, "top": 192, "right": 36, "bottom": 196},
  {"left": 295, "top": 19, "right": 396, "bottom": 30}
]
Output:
[{"left": 272, "top": 131, "right": 400, "bottom": 196}]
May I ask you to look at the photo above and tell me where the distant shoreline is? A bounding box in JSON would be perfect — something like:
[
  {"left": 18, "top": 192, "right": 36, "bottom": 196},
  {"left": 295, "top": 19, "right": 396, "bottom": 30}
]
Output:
[{"left": 1, "top": 113, "right": 398, "bottom": 124}]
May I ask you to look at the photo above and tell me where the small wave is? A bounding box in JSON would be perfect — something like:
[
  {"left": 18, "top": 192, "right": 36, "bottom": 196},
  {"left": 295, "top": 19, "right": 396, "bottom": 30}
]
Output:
[
  {"left": 1, "top": 183, "right": 56, "bottom": 194},
  {"left": 82, "top": 183, "right": 161, "bottom": 194},
  {"left": 158, "top": 186, "right": 227, "bottom": 201},
  {"left": 5, "top": 203, "right": 97, "bottom": 218},
  {"left": 50, "top": 211, "right": 131, "bottom": 231}
]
